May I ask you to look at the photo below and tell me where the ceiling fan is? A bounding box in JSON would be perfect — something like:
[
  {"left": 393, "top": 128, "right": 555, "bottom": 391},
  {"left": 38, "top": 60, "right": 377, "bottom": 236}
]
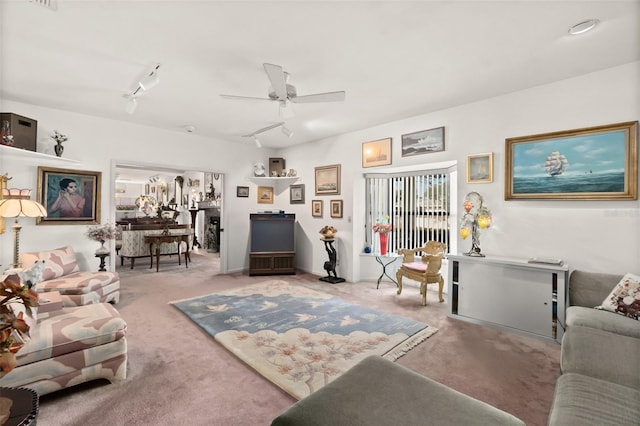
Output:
[{"left": 220, "top": 63, "right": 346, "bottom": 117}]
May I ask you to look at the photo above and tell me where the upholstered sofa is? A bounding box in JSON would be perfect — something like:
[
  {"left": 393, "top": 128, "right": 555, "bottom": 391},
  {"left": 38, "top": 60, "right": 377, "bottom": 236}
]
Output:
[
  {"left": 21, "top": 246, "right": 120, "bottom": 307},
  {"left": 119, "top": 224, "right": 193, "bottom": 269},
  {"left": 0, "top": 275, "right": 127, "bottom": 395},
  {"left": 547, "top": 270, "right": 640, "bottom": 425},
  {"left": 272, "top": 270, "right": 640, "bottom": 426}
]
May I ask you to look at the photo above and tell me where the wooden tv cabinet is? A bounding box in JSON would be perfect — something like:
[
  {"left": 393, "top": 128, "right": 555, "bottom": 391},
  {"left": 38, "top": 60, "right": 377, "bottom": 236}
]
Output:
[{"left": 249, "top": 252, "right": 296, "bottom": 275}]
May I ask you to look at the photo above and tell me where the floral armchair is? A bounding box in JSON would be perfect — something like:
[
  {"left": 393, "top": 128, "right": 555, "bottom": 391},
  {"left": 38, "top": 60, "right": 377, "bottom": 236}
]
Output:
[{"left": 395, "top": 241, "right": 447, "bottom": 306}]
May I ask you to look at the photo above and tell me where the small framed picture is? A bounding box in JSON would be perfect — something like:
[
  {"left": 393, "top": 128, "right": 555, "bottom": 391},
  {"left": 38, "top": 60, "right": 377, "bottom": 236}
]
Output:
[
  {"left": 362, "top": 137, "right": 392, "bottom": 168},
  {"left": 257, "top": 186, "right": 274, "bottom": 204},
  {"left": 467, "top": 152, "right": 493, "bottom": 183},
  {"left": 290, "top": 184, "right": 305, "bottom": 204},
  {"left": 312, "top": 200, "right": 323, "bottom": 217},
  {"left": 330, "top": 199, "right": 343, "bottom": 218},
  {"left": 401, "top": 126, "right": 445, "bottom": 157},
  {"left": 236, "top": 186, "right": 249, "bottom": 197}
]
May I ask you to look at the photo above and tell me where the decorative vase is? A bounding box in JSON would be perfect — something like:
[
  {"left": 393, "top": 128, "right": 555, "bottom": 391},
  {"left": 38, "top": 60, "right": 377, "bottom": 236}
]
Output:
[
  {"left": 54, "top": 142, "right": 64, "bottom": 157},
  {"left": 95, "top": 240, "right": 109, "bottom": 255},
  {"left": 379, "top": 232, "right": 388, "bottom": 256}
]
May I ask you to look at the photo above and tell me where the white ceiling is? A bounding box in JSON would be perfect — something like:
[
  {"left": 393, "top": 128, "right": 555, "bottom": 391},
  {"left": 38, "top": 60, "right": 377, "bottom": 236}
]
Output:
[{"left": 1, "top": 1, "right": 638, "bottom": 151}]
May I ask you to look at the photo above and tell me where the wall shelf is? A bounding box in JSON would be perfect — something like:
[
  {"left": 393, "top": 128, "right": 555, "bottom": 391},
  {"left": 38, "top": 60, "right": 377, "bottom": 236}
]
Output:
[
  {"left": 248, "top": 176, "right": 299, "bottom": 185},
  {"left": 0, "top": 144, "right": 80, "bottom": 163}
]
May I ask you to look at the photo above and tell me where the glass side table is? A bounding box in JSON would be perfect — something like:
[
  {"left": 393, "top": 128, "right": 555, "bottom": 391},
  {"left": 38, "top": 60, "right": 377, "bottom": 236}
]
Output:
[{"left": 374, "top": 253, "right": 402, "bottom": 289}]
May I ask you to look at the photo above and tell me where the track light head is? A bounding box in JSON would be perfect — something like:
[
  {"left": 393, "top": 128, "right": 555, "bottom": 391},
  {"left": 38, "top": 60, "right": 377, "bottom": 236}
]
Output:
[
  {"left": 253, "top": 136, "right": 262, "bottom": 148},
  {"left": 139, "top": 64, "right": 161, "bottom": 91},
  {"left": 281, "top": 126, "right": 293, "bottom": 138}
]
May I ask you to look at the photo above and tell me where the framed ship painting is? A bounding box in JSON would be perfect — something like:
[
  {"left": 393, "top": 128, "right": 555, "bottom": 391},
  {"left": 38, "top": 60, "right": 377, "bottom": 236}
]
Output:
[{"left": 505, "top": 121, "right": 638, "bottom": 200}]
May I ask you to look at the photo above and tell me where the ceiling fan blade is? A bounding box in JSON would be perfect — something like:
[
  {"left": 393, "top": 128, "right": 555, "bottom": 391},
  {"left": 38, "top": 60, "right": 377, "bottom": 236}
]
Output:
[
  {"left": 291, "top": 91, "right": 346, "bottom": 103},
  {"left": 242, "top": 122, "right": 285, "bottom": 137},
  {"left": 263, "top": 63, "right": 288, "bottom": 101},
  {"left": 220, "top": 94, "right": 274, "bottom": 102}
]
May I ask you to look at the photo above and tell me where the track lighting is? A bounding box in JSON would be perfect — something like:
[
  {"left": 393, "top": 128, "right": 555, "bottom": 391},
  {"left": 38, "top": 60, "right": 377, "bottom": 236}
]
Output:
[
  {"left": 279, "top": 101, "right": 295, "bottom": 119},
  {"left": 253, "top": 136, "right": 262, "bottom": 148},
  {"left": 123, "top": 63, "right": 161, "bottom": 114},
  {"left": 281, "top": 126, "right": 293, "bottom": 138}
]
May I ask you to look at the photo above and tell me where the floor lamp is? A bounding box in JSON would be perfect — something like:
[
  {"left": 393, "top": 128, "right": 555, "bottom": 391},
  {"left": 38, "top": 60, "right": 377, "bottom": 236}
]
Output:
[{"left": 0, "top": 188, "right": 47, "bottom": 269}]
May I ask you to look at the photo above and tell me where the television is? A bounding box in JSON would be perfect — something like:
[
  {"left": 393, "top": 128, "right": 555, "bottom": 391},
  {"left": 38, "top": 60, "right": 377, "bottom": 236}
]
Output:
[{"left": 250, "top": 213, "right": 295, "bottom": 253}]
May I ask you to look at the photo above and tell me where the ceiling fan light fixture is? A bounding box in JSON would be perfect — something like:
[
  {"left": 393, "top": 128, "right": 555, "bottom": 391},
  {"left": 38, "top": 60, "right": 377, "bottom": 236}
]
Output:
[
  {"left": 125, "top": 97, "right": 138, "bottom": 114},
  {"left": 279, "top": 101, "right": 295, "bottom": 119},
  {"left": 281, "top": 126, "right": 293, "bottom": 138},
  {"left": 568, "top": 19, "right": 599, "bottom": 35}
]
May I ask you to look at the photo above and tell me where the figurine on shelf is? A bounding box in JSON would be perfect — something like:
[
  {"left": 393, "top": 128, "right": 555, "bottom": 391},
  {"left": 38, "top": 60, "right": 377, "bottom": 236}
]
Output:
[{"left": 253, "top": 162, "right": 266, "bottom": 177}]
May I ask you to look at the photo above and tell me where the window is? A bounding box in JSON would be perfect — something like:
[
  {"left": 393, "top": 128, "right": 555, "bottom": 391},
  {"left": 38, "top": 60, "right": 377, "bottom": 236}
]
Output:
[{"left": 365, "top": 170, "right": 451, "bottom": 253}]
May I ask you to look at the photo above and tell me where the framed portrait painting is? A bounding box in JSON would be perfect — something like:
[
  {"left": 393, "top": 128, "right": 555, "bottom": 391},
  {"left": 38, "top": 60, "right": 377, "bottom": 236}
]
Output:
[
  {"left": 315, "top": 164, "right": 341, "bottom": 195},
  {"left": 362, "top": 138, "right": 392, "bottom": 168},
  {"left": 257, "top": 186, "right": 274, "bottom": 204},
  {"left": 37, "top": 166, "right": 101, "bottom": 225},
  {"left": 290, "top": 184, "right": 305, "bottom": 204},
  {"left": 311, "top": 200, "right": 323, "bottom": 217},
  {"left": 505, "top": 121, "right": 638, "bottom": 200},
  {"left": 467, "top": 152, "right": 493, "bottom": 183},
  {"left": 401, "top": 126, "right": 445, "bottom": 157}
]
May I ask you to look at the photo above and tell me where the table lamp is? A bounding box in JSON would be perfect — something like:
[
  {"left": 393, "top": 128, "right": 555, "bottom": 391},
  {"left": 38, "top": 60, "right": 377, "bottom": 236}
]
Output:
[
  {"left": 460, "top": 191, "right": 492, "bottom": 257},
  {"left": 0, "top": 188, "right": 47, "bottom": 268}
]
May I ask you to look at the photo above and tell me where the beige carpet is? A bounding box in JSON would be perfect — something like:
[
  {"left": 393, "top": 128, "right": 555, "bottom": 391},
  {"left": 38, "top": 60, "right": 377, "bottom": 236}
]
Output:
[{"left": 35, "top": 251, "right": 561, "bottom": 425}]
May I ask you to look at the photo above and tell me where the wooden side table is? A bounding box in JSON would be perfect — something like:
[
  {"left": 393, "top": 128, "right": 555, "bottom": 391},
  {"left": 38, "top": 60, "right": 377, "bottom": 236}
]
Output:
[{"left": 95, "top": 253, "right": 109, "bottom": 272}]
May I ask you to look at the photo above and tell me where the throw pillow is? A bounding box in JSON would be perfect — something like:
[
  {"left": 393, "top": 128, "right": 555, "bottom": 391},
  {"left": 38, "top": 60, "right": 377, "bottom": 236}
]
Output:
[
  {"left": 16, "top": 260, "right": 45, "bottom": 288},
  {"left": 21, "top": 246, "right": 80, "bottom": 281},
  {"left": 596, "top": 272, "right": 640, "bottom": 320}
]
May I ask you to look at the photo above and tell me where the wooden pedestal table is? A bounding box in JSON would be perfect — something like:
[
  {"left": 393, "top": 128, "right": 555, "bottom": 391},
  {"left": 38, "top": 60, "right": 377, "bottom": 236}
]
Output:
[
  {"left": 319, "top": 237, "right": 345, "bottom": 284},
  {"left": 144, "top": 234, "right": 190, "bottom": 272}
]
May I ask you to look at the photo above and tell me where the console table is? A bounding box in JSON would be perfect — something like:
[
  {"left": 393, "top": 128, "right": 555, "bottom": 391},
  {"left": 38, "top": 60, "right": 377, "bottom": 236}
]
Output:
[
  {"left": 448, "top": 254, "right": 568, "bottom": 343},
  {"left": 144, "top": 234, "right": 190, "bottom": 272}
]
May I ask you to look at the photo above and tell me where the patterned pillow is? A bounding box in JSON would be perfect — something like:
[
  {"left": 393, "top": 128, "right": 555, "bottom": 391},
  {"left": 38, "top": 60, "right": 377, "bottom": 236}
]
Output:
[
  {"left": 21, "top": 246, "right": 80, "bottom": 281},
  {"left": 596, "top": 272, "right": 640, "bottom": 320}
]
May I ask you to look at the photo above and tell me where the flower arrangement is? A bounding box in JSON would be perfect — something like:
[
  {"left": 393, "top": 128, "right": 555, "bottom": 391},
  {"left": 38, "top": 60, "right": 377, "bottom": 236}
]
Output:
[
  {"left": 86, "top": 223, "right": 119, "bottom": 243},
  {"left": 373, "top": 216, "right": 393, "bottom": 234},
  {"left": 0, "top": 275, "right": 38, "bottom": 375},
  {"left": 50, "top": 130, "right": 68, "bottom": 144}
]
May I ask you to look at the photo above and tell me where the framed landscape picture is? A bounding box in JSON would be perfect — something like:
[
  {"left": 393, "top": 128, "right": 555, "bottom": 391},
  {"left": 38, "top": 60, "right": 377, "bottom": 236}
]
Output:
[
  {"left": 505, "top": 121, "right": 638, "bottom": 200},
  {"left": 290, "top": 184, "right": 305, "bottom": 204},
  {"left": 36, "top": 166, "right": 101, "bottom": 225},
  {"left": 312, "top": 200, "right": 323, "bottom": 217},
  {"left": 467, "top": 152, "right": 493, "bottom": 183},
  {"left": 362, "top": 138, "right": 392, "bottom": 168},
  {"left": 257, "top": 186, "right": 274, "bottom": 204},
  {"left": 330, "top": 199, "right": 343, "bottom": 218},
  {"left": 401, "top": 126, "right": 445, "bottom": 157},
  {"left": 236, "top": 186, "right": 249, "bottom": 198},
  {"left": 315, "top": 164, "right": 341, "bottom": 195}
]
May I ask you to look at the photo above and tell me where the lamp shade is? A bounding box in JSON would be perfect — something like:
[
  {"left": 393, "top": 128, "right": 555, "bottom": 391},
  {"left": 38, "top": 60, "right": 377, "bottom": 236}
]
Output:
[{"left": 0, "top": 189, "right": 47, "bottom": 218}]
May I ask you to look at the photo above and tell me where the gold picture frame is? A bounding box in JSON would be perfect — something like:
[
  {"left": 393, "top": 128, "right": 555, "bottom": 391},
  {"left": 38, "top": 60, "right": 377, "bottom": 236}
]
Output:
[
  {"left": 467, "top": 152, "right": 493, "bottom": 183},
  {"left": 36, "top": 166, "right": 102, "bottom": 225},
  {"left": 505, "top": 121, "right": 638, "bottom": 200},
  {"left": 362, "top": 138, "right": 392, "bottom": 168},
  {"left": 257, "top": 186, "right": 274, "bottom": 204},
  {"left": 312, "top": 200, "right": 323, "bottom": 217},
  {"left": 315, "top": 164, "right": 341, "bottom": 195}
]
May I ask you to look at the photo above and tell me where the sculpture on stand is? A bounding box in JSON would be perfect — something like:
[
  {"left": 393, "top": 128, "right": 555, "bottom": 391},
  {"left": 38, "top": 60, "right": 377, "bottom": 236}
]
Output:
[{"left": 318, "top": 226, "right": 345, "bottom": 284}]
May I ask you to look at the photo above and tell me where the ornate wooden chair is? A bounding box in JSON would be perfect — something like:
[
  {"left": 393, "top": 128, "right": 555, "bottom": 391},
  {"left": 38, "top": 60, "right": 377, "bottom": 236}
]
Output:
[{"left": 395, "top": 241, "right": 447, "bottom": 306}]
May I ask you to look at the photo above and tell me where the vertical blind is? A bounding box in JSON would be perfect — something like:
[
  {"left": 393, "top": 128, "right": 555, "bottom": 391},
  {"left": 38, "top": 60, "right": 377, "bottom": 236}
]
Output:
[{"left": 365, "top": 172, "right": 450, "bottom": 253}]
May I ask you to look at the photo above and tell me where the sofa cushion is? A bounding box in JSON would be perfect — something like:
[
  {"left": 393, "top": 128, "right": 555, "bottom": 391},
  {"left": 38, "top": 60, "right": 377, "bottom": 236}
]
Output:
[
  {"left": 34, "top": 271, "right": 119, "bottom": 295},
  {"left": 566, "top": 306, "right": 640, "bottom": 339},
  {"left": 561, "top": 326, "right": 640, "bottom": 389},
  {"left": 548, "top": 373, "right": 640, "bottom": 426},
  {"left": 21, "top": 246, "right": 80, "bottom": 281},
  {"left": 272, "top": 355, "right": 524, "bottom": 426},
  {"left": 15, "top": 303, "right": 127, "bottom": 367},
  {"left": 596, "top": 273, "right": 640, "bottom": 320}
]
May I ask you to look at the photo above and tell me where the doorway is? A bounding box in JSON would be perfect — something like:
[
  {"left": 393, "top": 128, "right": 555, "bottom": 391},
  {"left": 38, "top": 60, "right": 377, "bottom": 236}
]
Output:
[{"left": 111, "top": 160, "right": 224, "bottom": 275}]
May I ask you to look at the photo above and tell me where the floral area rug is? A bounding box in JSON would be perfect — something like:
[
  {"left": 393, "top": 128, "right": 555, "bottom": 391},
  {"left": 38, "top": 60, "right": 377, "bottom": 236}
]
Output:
[{"left": 170, "top": 280, "right": 437, "bottom": 399}]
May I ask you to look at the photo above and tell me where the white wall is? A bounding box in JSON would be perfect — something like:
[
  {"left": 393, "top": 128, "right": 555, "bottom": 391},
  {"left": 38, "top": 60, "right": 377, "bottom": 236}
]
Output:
[
  {"left": 1, "top": 62, "right": 638, "bottom": 277},
  {"left": 280, "top": 61, "right": 639, "bottom": 278}
]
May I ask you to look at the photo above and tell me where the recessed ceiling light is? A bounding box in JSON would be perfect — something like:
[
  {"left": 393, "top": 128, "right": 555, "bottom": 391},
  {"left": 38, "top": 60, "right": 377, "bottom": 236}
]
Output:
[{"left": 568, "top": 19, "right": 599, "bottom": 35}]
